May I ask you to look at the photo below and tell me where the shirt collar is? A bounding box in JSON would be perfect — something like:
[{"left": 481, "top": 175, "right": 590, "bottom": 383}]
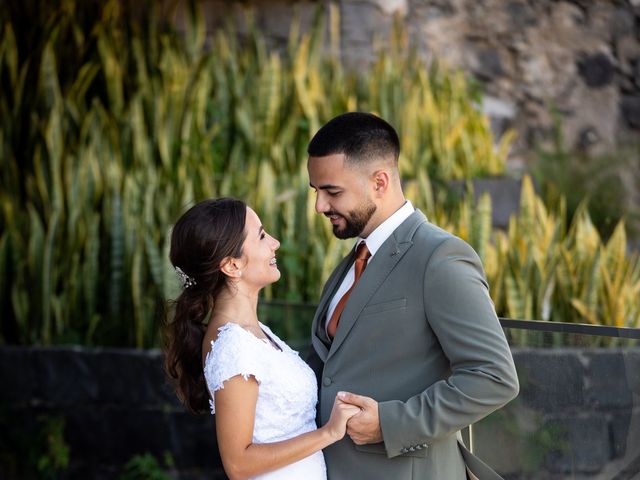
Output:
[{"left": 358, "top": 200, "right": 414, "bottom": 257}]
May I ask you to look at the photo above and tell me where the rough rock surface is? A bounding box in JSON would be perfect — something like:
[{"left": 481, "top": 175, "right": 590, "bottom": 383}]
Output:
[{"left": 189, "top": 0, "right": 640, "bottom": 164}]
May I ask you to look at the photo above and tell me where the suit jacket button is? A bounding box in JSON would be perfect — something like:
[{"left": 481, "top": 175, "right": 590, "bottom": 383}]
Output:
[{"left": 322, "top": 377, "right": 332, "bottom": 386}]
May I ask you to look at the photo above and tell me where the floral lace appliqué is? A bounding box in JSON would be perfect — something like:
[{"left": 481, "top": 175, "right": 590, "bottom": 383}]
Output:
[{"left": 203, "top": 323, "right": 318, "bottom": 443}]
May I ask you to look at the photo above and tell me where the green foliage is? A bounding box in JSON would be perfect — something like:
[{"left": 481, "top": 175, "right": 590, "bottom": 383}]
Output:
[
  {"left": 266, "top": 173, "right": 640, "bottom": 344},
  {"left": 464, "top": 176, "right": 640, "bottom": 330},
  {"left": 36, "top": 415, "right": 70, "bottom": 479},
  {"left": 119, "top": 452, "right": 174, "bottom": 480},
  {"left": 0, "top": 1, "right": 637, "bottom": 349},
  {"left": 474, "top": 400, "right": 569, "bottom": 474},
  {"left": 0, "top": 411, "right": 70, "bottom": 480},
  {"left": 533, "top": 119, "right": 640, "bottom": 241},
  {"left": 364, "top": 37, "right": 514, "bottom": 183},
  {"left": 0, "top": 0, "right": 512, "bottom": 347}
]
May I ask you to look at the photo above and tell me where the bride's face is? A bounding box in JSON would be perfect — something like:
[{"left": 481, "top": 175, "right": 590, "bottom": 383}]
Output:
[{"left": 236, "top": 207, "right": 281, "bottom": 288}]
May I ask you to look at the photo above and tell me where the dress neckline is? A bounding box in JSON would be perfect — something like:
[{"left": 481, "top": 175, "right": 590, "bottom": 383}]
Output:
[{"left": 214, "top": 322, "right": 284, "bottom": 353}]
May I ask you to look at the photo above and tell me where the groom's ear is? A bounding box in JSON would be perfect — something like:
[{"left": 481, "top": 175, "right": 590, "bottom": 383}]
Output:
[{"left": 371, "top": 169, "right": 390, "bottom": 196}]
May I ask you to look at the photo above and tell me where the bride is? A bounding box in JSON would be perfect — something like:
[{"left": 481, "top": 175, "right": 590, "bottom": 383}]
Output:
[{"left": 164, "top": 197, "right": 359, "bottom": 479}]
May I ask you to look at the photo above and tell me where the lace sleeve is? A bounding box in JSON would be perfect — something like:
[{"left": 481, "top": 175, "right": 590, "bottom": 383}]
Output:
[{"left": 204, "top": 324, "right": 264, "bottom": 414}]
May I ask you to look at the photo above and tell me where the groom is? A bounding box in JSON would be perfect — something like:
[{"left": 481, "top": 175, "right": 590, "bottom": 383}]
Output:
[{"left": 306, "top": 112, "right": 519, "bottom": 479}]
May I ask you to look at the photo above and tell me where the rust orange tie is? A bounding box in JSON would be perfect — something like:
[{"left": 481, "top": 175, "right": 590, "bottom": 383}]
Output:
[{"left": 327, "top": 242, "right": 371, "bottom": 339}]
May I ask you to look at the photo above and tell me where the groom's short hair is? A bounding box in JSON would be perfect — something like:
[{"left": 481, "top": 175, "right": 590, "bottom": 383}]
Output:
[{"left": 307, "top": 112, "right": 400, "bottom": 166}]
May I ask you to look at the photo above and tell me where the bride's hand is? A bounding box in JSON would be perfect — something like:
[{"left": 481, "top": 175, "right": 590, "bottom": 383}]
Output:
[{"left": 323, "top": 392, "right": 362, "bottom": 441}]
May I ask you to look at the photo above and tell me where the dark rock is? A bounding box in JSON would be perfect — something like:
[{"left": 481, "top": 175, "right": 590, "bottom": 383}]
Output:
[
  {"left": 340, "top": 1, "right": 391, "bottom": 67},
  {"left": 473, "top": 177, "right": 522, "bottom": 229},
  {"left": 506, "top": 1, "right": 537, "bottom": 29},
  {"left": 621, "top": 95, "right": 640, "bottom": 129},
  {"left": 489, "top": 116, "right": 513, "bottom": 140},
  {"left": 583, "top": 351, "right": 633, "bottom": 409},
  {"left": 66, "top": 406, "right": 173, "bottom": 464},
  {"left": 623, "top": 349, "right": 640, "bottom": 394},
  {"left": 576, "top": 126, "right": 601, "bottom": 151},
  {"left": 447, "top": 177, "right": 522, "bottom": 229},
  {"left": 67, "top": 463, "right": 126, "bottom": 480},
  {"left": 28, "top": 346, "right": 179, "bottom": 409},
  {"left": 4, "top": 345, "right": 638, "bottom": 479},
  {"left": 544, "top": 414, "right": 610, "bottom": 474},
  {"left": 475, "top": 48, "right": 504, "bottom": 81},
  {"left": 482, "top": 96, "right": 517, "bottom": 138},
  {"left": 0, "top": 347, "right": 36, "bottom": 404},
  {"left": 514, "top": 350, "right": 585, "bottom": 410},
  {"left": 610, "top": 409, "right": 634, "bottom": 459},
  {"left": 611, "top": 6, "right": 636, "bottom": 38},
  {"left": 0, "top": 406, "right": 80, "bottom": 480},
  {"left": 86, "top": 348, "right": 179, "bottom": 408},
  {"left": 578, "top": 53, "right": 615, "bottom": 88},
  {"left": 63, "top": 405, "right": 113, "bottom": 464},
  {"left": 166, "top": 411, "right": 221, "bottom": 468},
  {"left": 66, "top": 404, "right": 228, "bottom": 478},
  {"left": 410, "top": 0, "right": 456, "bottom": 18},
  {"left": 32, "top": 347, "right": 100, "bottom": 407},
  {"left": 525, "top": 125, "right": 556, "bottom": 146}
]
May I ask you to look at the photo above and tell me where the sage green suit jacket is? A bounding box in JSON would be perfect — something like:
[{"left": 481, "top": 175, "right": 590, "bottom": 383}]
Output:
[{"left": 311, "top": 210, "right": 519, "bottom": 479}]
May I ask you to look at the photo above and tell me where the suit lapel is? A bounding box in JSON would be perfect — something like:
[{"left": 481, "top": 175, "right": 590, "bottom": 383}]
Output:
[
  {"left": 311, "top": 249, "right": 356, "bottom": 361},
  {"left": 326, "top": 210, "right": 427, "bottom": 361}
]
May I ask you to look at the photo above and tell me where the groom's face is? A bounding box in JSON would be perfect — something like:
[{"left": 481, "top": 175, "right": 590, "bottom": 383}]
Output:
[{"left": 307, "top": 153, "right": 377, "bottom": 239}]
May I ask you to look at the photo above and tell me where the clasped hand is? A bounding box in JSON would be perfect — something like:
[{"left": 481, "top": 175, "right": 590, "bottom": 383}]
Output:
[{"left": 336, "top": 391, "right": 382, "bottom": 444}]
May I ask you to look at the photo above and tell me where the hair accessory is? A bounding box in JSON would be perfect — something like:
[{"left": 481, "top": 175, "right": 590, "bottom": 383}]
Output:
[{"left": 175, "top": 266, "right": 197, "bottom": 289}]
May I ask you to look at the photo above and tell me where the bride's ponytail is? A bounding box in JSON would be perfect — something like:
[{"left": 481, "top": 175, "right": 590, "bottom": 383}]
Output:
[{"left": 163, "top": 198, "right": 247, "bottom": 414}]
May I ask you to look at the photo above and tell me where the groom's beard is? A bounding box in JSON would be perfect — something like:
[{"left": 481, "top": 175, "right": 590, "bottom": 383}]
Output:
[{"left": 328, "top": 200, "right": 377, "bottom": 239}]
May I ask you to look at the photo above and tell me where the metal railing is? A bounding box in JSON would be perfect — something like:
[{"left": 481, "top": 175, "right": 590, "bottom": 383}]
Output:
[
  {"left": 481, "top": 319, "right": 639, "bottom": 480},
  {"left": 259, "top": 302, "right": 640, "bottom": 480}
]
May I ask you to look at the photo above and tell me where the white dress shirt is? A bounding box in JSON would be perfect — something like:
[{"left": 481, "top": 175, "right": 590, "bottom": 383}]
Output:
[{"left": 325, "top": 200, "right": 415, "bottom": 331}]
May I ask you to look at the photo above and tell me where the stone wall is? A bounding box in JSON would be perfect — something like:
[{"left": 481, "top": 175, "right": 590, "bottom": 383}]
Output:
[
  {"left": 1, "top": 345, "right": 638, "bottom": 479},
  {"left": 475, "top": 348, "right": 640, "bottom": 479},
  {"left": 184, "top": 0, "right": 640, "bottom": 168},
  {"left": 0, "top": 346, "right": 225, "bottom": 479}
]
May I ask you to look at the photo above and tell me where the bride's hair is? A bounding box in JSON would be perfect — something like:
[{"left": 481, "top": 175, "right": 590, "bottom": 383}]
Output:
[{"left": 164, "top": 197, "right": 247, "bottom": 414}]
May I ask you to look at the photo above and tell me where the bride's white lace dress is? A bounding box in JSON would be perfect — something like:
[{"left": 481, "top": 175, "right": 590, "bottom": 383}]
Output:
[{"left": 204, "top": 322, "right": 326, "bottom": 479}]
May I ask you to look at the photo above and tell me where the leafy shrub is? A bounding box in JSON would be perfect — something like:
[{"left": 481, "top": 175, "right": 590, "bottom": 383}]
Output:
[
  {"left": 1, "top": 1, "right": 637, "bottom": 350},
  {"left": 0, "top": 1, "right": 511, "bottom": 347}
]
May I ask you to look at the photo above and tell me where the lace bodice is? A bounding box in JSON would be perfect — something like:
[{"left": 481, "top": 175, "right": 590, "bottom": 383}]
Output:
[{"left": 204, "top": 322, "right": 326, "bottom": 479}]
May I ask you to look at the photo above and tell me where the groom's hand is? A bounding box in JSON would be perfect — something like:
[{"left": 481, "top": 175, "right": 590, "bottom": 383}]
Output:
[{"left": 338, "top": 392, "right": 382, "bottom": 444}]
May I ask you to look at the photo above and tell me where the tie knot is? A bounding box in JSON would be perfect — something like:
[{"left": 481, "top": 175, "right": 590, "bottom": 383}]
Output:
[{"left": 356, "top": 242, "right": 371, "bottom": 261}]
